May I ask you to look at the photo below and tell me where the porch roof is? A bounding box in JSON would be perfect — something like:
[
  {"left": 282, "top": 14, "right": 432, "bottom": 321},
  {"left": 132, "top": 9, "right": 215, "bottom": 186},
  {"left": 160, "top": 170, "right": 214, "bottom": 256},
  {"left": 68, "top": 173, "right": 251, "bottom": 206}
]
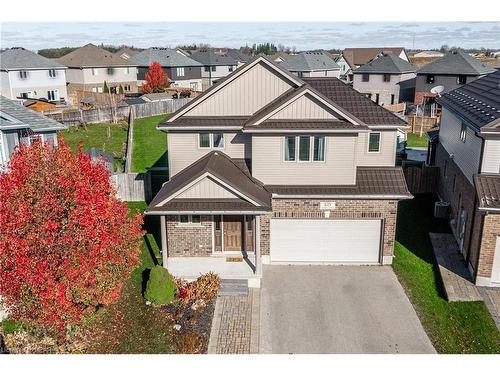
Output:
[
  {"left": 475, "top": 174, "right": 500, "bottom": 212},
  {"left": 147, "top": 198, "right": 271, "bottom": 214}
]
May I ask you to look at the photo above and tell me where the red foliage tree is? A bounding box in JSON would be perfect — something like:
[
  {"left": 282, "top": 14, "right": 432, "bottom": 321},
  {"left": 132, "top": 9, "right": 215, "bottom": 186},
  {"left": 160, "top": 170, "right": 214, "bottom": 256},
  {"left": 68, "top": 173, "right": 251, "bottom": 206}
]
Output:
[
  {"left": 142, "top": 61, "right": 170, "bottom": 93},
  {"left": 0, "top": 140, "right": 143, "bottom": 330}
]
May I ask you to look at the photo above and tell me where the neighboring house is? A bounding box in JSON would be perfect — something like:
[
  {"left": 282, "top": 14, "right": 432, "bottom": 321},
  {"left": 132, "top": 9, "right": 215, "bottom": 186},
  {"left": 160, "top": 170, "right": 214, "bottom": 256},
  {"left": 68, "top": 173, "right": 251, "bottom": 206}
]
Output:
[
  {"left": 415, "top": 50, "right": 494, "bottom": 104},
  {"left": 0, "top": 95, "right": 67, "bottom": 166},
  {"left": 129, "top": 48, "right": 203, "bottom": 92},
  {"left": 428, "top": 70, "right": 500, "bottom": 287},
  {"left": 337, "top": 47, "right": 409, "bottom": 83},
  {"left": 269, "top": 52, "right": 290, "bottom": 64},
  {"left": 222, "top": 49, "right": 251, "bottom": 67},
  {"left": 57, "top": 44, "right": 138, "bottom": 94},
  {"left": 189, "top": 51, "right": 238, "bottom": 90},
  {"left": 0, "top": 47, "right": 68, "bottom": 103},
  {"left": 413, "top": 51, "right": 444, "bottom": 58},
  {"left": 352, "top": 52, "right": 417, "bottom": 106},
  {"left": 280, "top": 51, "right": 341, "bottom": 78},
  {"left": 115, "top": 47, "right": 141, "bottom": 60},
  {"left": 144, "top": 56, "right": 411, "bottom": 287}
]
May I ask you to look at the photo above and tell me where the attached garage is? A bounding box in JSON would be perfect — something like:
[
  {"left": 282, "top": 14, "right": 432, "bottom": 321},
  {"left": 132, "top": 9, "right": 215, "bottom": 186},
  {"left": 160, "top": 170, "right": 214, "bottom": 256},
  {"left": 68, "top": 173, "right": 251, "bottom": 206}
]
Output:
[{"left": 270, "top": 219, "right": 382, "bottom": 264}]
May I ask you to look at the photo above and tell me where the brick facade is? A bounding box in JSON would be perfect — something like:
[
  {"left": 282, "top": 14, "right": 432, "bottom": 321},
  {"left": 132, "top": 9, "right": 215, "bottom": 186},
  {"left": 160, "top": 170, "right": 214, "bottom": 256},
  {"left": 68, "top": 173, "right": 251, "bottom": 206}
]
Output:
[
  {"left": 477, "top": 214, "right": 500, "bottom": 279},
  {"left": 166, "top": 215, "right": 213, "bottom": 257},
  {"left": 259, "top": 198, "right": 399, "bottom": 260}
]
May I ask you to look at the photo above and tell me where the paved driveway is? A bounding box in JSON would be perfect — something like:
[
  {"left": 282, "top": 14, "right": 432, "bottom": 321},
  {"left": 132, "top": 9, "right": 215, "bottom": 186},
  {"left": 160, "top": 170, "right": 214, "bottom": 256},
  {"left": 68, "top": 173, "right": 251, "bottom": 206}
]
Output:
[{"left": 260, "top": 265, "right": 435, "bottom": 354}]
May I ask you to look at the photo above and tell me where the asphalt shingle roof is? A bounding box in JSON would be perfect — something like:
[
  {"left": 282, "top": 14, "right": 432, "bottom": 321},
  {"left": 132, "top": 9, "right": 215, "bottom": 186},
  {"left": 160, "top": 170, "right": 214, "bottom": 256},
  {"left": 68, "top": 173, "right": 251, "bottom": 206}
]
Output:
[
  {"left": 129, "top": 48, "right": 202, "bottom": 67},
  {"left": 353, "top": 52, "right": 416, "bottom": 74},
  {"left": 190, "top": 51, "right": 238, "bottom": 66},
  {"left": 57, "top": 44, "right": 135, "bottom": 68},
  {"left": 417, "top": 50, "right": 495, "bottom": 76},
  {"left": 0, "top": 96, "right": 67, "bottom": 131},
  {"left": 342, "top": 47, "right": 406, "bottom": 67},
  {"left": 436, "top": 70, "right": 500, "bottom": 131},
  {"left": 281, "top": 51, "right": 340, "bottom": 72},
  {"left": 475, "top": 174, "right": 500, "bottom": 212},
  {"left": 225, "top": 49, "right": 251, "bottom": 63},
  {"left": 1, "top": 48, "right": 66, "bottom": 70}
]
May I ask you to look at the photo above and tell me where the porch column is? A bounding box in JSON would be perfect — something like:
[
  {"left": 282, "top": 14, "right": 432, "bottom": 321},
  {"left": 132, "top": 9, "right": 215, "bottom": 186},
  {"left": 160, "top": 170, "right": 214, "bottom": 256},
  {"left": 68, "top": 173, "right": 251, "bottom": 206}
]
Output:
[
  {"left": 160, "top": 215, "right": 169, "bottom": 269},
  {"left": 254, "top": 216, "right": 261, "bottom": 275}
]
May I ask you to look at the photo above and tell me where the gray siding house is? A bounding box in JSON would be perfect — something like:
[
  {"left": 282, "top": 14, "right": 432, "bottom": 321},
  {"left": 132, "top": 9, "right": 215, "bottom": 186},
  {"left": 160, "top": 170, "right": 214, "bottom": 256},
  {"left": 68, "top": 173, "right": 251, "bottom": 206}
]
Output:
[
  {"left": 144, "top": 56, "right": 411, "bottom": 287},
  {"left": 280, "top": 51, "right": 341, "bottom": 78},
  {"left": 189, "top": 51, "right": 238, "bottom": 90},
  {"left": 353, "top": 52, "right": 417, "bottom": 106},
  {"left": 428, "top": 70, "right": 500, "bottom": 287},
  {"left": 0, "top": 95, "right": 67, "bottom": 166},
  {"left": 129, "top": 48, "right": 203, "bottom": 92},
  {"left": 415, "top": 50, "right": 494, "bottom": 104}
]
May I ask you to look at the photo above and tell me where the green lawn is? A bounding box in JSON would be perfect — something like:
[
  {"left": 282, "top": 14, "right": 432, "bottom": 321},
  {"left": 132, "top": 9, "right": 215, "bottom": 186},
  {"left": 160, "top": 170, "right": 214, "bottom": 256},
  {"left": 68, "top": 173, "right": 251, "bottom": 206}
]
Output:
[
  {"left": 406, "top": 132, "right": 429, "bottom": 148},
  {"left": 132, "top": 115, "right": 169, "bottom": 173},
  {"left": 393, "top": 195, "right": 500, "bottom": 353},
  {"left": 59, "top": 122, "right": 128, "bottom": 172}
]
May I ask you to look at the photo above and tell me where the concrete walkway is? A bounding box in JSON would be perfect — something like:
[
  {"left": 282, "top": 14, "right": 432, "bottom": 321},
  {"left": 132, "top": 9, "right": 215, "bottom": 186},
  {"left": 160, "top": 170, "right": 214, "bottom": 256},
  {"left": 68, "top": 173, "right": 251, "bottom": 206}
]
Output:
[
  {"left": 429, "top": 233, "right": 482, "bottom": 301},
  {"left": 478, "top": 287, "right": 500, "bottom": 330},
  {"left": 260, "top": 265, "right": 435, "bottom": 354}
]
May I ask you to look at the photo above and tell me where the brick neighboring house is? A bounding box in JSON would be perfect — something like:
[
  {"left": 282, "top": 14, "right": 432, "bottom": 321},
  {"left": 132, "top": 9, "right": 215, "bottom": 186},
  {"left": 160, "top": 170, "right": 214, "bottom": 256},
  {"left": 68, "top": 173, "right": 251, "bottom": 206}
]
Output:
[
  {"left": 429, "top": 70, "right": 500, "bottom": 287},
  {"left": 352, "top": 52, "right": 417, "bottom": 106},
  {"left": 57, "top": 44, "right": 138, "bottom": 95},
  {"left": 414, "top": 50, "right": 494, "bottom": 104},
  {"left": 144, "top": 56, "right": 412, "bottom": 287}
]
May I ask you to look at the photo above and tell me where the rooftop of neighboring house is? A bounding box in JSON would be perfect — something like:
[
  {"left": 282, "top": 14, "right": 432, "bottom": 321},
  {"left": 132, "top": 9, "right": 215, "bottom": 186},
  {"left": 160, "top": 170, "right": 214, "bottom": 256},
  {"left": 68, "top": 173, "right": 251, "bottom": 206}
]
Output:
[
  {"left": 268, "top": 52, "right": 291, "bottom": 62},
  {"left": 281, "top": 51, "right": 340, "bottom": 72},
  {"left": 224, "top": 48, "right": 251, "bottom": 63},
  {"left": 129, "top": 47, "right": 202, "bottom": 68},
  {"left": 474, "top": 174, "right": 500, "bottom": 211},
  {"left": 413, "top": 50, "right": 444, "bottom": 58},
  {"left": 189, "top": 50, "right": 238, "bottom": 66},
  {"left": 354, "top": 52, "right": 416, "bottom": 75},
  {"left": 57, "top": 44, "right": 136, "bottom": 68},
  {"left": 0, "top": 96, "right": 67, "bottom": 131},
  {"left": 115, "top": 47, "right": 142, "bottom": 59},
  {"left": 342, "top": 47, "right": 406, "bottom": 68},
  {"left": 436, "top": 70, "right": 500, "bottom": 132},
  {"left": 417, "top": 50, "right": 495, "bottom": 76},
  {"left": 0, "top": 47, "right": 67, "bottom": 71}
]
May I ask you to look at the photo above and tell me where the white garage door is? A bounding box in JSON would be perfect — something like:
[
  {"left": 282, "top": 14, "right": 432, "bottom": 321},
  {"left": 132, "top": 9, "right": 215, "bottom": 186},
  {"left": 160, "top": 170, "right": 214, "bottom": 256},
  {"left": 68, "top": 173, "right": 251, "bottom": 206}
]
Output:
[{"left": 270, "top": 219, "right": 382, "bottom": 263}]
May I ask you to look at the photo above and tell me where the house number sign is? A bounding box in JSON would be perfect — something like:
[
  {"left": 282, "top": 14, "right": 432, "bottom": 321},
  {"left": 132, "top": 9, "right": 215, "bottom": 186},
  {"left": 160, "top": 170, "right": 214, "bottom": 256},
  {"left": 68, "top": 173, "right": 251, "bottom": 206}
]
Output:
[{"left": 320, "top": 202, "right": 336, "bottom": 210}]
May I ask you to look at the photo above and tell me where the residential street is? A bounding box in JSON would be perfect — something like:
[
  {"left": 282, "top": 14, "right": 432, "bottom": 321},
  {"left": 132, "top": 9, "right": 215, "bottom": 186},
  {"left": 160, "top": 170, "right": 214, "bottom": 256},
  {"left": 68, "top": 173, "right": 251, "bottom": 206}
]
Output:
[{"left": 260, "top": 265, "right": 436, "bottom": 354}]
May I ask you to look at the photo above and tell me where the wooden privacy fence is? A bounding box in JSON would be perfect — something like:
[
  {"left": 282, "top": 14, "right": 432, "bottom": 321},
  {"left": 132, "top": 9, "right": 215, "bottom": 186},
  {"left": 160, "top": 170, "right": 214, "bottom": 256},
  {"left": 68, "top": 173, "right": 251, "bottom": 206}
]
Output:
[
  {"left": 407, "top": 115, "right": 439, "bottom": 136},
  {"left": 43, "top": 98, "right": 191, "bottom": 126},
  {"left": 111, "top": 168, "right": 169, "bottom": 202},
  {"left": 402, "top": 161, "right": 439, "bottom": 194}
]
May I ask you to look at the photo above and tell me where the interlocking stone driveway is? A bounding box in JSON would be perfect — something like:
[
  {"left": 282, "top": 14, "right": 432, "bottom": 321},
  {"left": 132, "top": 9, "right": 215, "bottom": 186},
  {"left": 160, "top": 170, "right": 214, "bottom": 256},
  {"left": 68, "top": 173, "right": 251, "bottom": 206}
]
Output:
[{"left": 260, "top": 265, "right": 436, "bottom": 354}]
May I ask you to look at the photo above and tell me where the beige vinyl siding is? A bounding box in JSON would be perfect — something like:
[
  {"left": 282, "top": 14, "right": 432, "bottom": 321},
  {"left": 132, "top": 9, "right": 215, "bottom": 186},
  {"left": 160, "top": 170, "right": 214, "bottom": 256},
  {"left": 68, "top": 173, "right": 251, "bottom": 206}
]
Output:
[
  {"left": 355, "top": 130, "right": 397, "bottom": 167},
  {"left": 251, "top": 134, "right": 357, "bottom": 185},
  {"left": 482, "top": 139, "right": 500, "bottom": 173},
  {"left": 176, "top": 176, "right": 238, "bottom": 199},
  {"left": 269, "top": 94, "right": 337, "bottom": 120},
  {"left": 185, "top": 62, "right": 293, "bottom": 116},
  {"left": 439, "top": 107, "right": 482, "bottom": 183},
  {"left": 168, "top": 131, "right": 249, "bottom": 176}
]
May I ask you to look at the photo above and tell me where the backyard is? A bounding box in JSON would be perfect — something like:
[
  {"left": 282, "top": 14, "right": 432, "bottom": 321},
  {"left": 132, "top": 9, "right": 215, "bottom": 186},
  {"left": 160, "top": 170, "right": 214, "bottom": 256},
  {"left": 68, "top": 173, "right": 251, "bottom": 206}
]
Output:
[
  {"left": 406, "top": 132, "right": 429, "bottom": 148},
  {"left": 393, "top": 195, "right": 500, "bottom": 354},
  {"left": 132, "top": 114, "right": 169, "bottom": 173}
]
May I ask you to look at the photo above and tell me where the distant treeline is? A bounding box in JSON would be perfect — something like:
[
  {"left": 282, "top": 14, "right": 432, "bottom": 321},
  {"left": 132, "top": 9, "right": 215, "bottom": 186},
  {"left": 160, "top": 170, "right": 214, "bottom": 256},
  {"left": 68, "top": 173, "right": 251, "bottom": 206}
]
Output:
[{"left": 38, "top": 44, "right": 142, "bottom": 58}]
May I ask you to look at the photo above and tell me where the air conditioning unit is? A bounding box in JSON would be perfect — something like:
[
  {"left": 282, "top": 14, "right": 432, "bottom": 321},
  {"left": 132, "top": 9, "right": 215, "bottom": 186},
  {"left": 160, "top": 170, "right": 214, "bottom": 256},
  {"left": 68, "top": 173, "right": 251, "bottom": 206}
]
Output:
[{"left": 434, "top": 201, "right": 450, "bottom": 219}]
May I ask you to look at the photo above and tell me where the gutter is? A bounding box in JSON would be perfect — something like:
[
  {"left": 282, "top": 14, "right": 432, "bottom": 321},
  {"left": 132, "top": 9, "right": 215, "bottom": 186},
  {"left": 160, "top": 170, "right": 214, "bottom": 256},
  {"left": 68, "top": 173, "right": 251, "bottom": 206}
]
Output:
[
  {"left": 157, "top": 126, "right": 243, "bottom": 131},
  {"left": 242, "top": 128, "right": 370, "bottom": 134},
  {"left": 271, "top": 193, "right": 413, "bottom": 200},
  {"left": 145, "top": 209, "right": 271, "bottom": 215}
]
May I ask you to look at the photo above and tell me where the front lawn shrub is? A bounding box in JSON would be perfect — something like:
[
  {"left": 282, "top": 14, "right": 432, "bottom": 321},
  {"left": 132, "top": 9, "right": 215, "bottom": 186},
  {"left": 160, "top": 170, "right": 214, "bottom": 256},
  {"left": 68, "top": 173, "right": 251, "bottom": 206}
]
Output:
[{"left": 144, "top": 266, "right": 176, "bottom": 305}]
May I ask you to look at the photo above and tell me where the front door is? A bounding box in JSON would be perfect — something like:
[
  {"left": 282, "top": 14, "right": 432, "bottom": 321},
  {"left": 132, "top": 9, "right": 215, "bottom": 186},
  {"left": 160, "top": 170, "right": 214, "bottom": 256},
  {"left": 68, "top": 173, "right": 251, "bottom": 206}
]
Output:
[{"left": 223, "top": 215, "right": 243, "bottom": 252}]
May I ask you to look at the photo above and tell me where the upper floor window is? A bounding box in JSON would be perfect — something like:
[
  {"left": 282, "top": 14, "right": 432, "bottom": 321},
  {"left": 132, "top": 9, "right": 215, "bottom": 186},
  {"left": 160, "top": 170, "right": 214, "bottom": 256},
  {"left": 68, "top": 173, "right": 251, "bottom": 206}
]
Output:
[
  {"left": 199, "top": 132, "right": 224, "bottom": 149},
  {"left": 211, "top": 66, "right": 216, "bottom": 72},
  {"left": 107, "top": 67, "right": 115, "bottom": 75},
  {"left": 92, "top": 68, "right": 98, "bottom": 76},
  {"left": 297, "top": 71, "right": 304, "bottom": 78},
  {"left": 18, "top": 70, "right": 28, "bottom": 79},
  {"left": 48, "top": 69, "right": 57, "bottom": 78},
  {"left": 284, "top": 135, "right": 325, "bottom": 162},
  {"left": 362, "top": 73, "right": 369, "bottom": 82},
  {"left": 229, "top": 66, "right": 234, "bottom": 72},
  {"left": 177, "top": 67, "right": 185, "bottom": 77},
  {"left": 383, "top": 74, "right": 391, "bottom": 82},
  {"left": 426, "top": 75, "right": 435, "bottom": 84},
  {"left": 368, "top": 132, "right": 381, "bottom": 152},
  {"left": 324, "top": 71, "right": 328, "bottom": 77},
  {"left": 204, "top": 66, "right": 210, "bottom": 72},
  {"left": 457, "top": 75, "right": 467, "bottom": 85},
  {"left": 460, "top": 123, "right": 467, "bottom": 143}
]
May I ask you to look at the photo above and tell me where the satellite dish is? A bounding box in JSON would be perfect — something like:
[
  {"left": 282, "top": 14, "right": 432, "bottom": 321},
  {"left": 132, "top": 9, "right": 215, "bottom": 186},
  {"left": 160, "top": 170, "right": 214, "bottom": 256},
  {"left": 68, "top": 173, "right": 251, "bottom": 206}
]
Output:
[{"left": 430, "top": 85, "right": 445, "bottom": 96}]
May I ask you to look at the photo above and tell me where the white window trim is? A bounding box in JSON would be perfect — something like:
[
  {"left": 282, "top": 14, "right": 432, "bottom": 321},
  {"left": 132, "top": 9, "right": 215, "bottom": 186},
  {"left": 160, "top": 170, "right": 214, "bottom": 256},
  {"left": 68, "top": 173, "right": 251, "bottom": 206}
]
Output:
[
  {"left": 367, "top": 132, "right": 381, "bottom": 153},
  {"left": 177, "top": 214, "right": 202, "bottom": 227},
  {"left": 283, "top": 135, "right": 326, "bottom": 163},
  {"left": 197, "top": 132, "right": 225, "bottom": 150},
  {"left": 176, "top": 67, "right": 185, "bottom": 77}
]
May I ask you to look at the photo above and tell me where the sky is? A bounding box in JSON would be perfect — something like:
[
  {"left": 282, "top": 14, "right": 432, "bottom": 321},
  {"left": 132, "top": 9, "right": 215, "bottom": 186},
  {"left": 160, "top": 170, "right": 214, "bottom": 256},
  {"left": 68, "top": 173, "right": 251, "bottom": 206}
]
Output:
[{"left": 1, "top": 22, "right": 499, "bottom": 52}]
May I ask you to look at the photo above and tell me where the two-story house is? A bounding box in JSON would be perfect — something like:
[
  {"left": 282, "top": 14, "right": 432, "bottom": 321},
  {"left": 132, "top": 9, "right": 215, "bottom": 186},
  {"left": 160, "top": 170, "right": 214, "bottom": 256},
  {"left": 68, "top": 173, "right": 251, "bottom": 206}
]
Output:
[
  {"left": 415, "top": 50, "right": 494, "bottom": 104},
  {"left": 0, "top": 95, "right": 67, "bottom": 166},
  {"left": 280, "top": 51, "right": 341, "bottom": 78},
  {"left": 0, "top": 48, "right": 68, "bottom": 103},
  {"left": 353, "top": 52, "right": 417, "bottom": 106},
  {"left": 189, "top": 50, "right": 238, "bottom": 90},
  {"left": 57, "top": 44, "right": 138, "bottom": 95},
  {"left": 144, "top": 56, "right": 412, "bottom": 287},
  {"left": 337, "top": 47, "right": 409, "bottom": 83},
  {"left": 429, "top": 71, "right": 500, "bottom": 287},
  {"left": 129, "top": 48, "right": 203, "bottom": 92}
]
